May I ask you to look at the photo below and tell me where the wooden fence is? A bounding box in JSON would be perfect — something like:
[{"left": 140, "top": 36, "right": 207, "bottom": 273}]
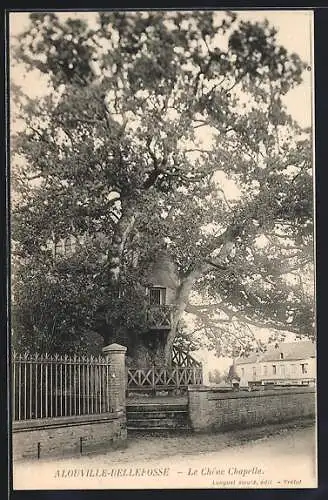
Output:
[
  {"left": 126, "top": 366, "right": 203, "bottom": 393},
  {"left": 126, "top": 347, "right": 203, "bottom": 393},
  {"left": 12, "top": 352, "right": 112, "bottom": 421}
]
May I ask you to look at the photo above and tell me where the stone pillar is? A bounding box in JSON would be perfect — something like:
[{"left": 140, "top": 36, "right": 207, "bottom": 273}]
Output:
[
  {"left": 188, "top": 387, "right": 211, "bottom": 432},
  {"left": 102, "top": 343, "right": 127, "bottom": 412}
]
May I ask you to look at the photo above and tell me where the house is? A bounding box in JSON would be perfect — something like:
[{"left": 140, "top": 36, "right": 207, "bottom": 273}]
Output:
[{"left": 234, "top": 340, "right": 316, "bottom": 388}]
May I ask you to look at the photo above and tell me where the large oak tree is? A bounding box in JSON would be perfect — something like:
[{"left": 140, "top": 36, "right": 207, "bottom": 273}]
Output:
[{"left": 11, "top": 11, "right": 314, "bottom": 363}]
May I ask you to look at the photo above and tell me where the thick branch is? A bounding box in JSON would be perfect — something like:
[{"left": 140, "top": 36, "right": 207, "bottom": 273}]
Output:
[{"left": 185, "top": 302, "right": 305, "bottom": 336}]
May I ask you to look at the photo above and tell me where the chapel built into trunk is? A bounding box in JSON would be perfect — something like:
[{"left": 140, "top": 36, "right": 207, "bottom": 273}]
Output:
[
  {"left": 105, "top": 250, "right": 180, "bottom": 366},
  {"left": 141, "top": 251, "right": 180, "bottom": 363}
]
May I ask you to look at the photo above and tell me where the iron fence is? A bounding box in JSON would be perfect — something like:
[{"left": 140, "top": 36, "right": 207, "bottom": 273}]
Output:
[{"left": 12, "top": 352, "right": 112, "bottom": 421}]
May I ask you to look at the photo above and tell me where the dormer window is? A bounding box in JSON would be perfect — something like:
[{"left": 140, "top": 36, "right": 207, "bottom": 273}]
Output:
[{"left": 149, "top": 287, "right": 166, "bottom": 306}]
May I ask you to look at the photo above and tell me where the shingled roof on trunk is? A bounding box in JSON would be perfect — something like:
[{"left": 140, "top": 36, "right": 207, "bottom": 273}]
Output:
[{"left": 148, "top": 250, "right": 179, "bottom": 290}]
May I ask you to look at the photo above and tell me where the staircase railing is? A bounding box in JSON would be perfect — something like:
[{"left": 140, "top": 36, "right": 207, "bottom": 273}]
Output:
[{"left": 171, "top": 346, "right": 202, "bottom": 368}]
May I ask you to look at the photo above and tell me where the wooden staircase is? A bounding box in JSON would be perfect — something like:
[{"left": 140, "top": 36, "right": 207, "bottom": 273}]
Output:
[{"left": 126, "top": 401, "right": 190, "bottom": 433}]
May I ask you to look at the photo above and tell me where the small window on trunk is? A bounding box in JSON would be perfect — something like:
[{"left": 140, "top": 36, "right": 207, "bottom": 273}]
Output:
[{"left": 149, "top": 287, "right": 166, "bottom": 305}]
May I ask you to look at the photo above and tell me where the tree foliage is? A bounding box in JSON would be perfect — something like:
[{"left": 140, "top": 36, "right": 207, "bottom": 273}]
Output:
[
  {"left": 11, "top": 11, "right": 314, "bottom": 360},
  {"left": 208, "top": 369, "right": 226, "bottom": 385}
]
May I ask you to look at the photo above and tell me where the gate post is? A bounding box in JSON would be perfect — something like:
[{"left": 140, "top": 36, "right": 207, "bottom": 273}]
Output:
[{"left": 102, "top": 343, "right": 127, "bottom": 412}]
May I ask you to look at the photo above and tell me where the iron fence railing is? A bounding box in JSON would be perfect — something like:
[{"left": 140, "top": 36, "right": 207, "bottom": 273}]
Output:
[{"left": 12, "top": 352, "right": 111, "bottom": 421}]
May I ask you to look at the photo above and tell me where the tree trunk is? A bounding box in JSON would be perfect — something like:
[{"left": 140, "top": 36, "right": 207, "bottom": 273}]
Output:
[
  {"left": 164, "top": 265, "right": 209, "bottom": 366},
  {"left": 163, "top": 231, "right": 239, "bottom": 366},
  {"left": 107, "top": 204, "right": 136, "bottom": 283}
]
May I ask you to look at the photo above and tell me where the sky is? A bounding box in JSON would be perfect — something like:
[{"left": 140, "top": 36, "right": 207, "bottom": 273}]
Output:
[
  {"left": 239, "top": 10, "right": 313, "bottom": 129},
  {"left": 9, "top": 10, "right": 313, "bottom": 128},
  {"left": 9, "top": 10, "right": 314, "bottom": 203}
]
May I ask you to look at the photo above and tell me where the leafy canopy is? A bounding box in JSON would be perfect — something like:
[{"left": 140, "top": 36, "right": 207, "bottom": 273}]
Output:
[{"left": 11, "top": 11, "right": 313, "bottom": 355}]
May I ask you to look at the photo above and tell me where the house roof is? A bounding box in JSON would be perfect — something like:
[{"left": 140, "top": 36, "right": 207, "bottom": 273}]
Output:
[
  {"left": 236, "top": 340, "right": 315, "bottom": 365},
  {"left": 236, "top": 353, "right": 259, "bottom": 365}
]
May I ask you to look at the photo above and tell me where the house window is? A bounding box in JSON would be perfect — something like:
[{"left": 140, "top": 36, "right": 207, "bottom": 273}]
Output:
[
  {"left": 149, "top": 287, "right": 166, "bottom": 306},
  {"left": 280, "top": 364, "right": 285, "bottom": 376},
  {"left": 241, "top": 368, "right": 245, "bottom": 376},
  {"left": 252, "top": 367, "right": 256, "bottom": 377},
  {"left": 280, "top": 352, "right": 284, "bottom": 360},
  {"left": 272, "top": 365, "right": 277, "bottom": 375},
  {"left": 263, "top": 365, "right": 267, "bottom": 376},
  {"left": 301, "top": 363, "right": 308, "bottom": 374}
]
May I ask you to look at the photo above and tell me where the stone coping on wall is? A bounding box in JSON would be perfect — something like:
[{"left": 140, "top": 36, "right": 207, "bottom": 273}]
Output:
[
  {"left": 187, "top": 385, "right": 315, "bottom": 400},
  {"left": 13, "top": 410, "right": 125, "bottom": 433}
]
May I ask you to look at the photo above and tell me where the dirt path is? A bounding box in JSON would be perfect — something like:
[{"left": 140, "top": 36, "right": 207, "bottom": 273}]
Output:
[{"left": 13, "top": 419, "right": 316, "bottom": 490}]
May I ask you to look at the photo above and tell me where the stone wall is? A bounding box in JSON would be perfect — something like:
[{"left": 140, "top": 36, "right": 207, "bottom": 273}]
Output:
[
  {"left": 13, "top": 411, "right": 127, "bottom": 461},
  {"left": 188, "top": 386, "right": 316, "bottom": 432}
]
